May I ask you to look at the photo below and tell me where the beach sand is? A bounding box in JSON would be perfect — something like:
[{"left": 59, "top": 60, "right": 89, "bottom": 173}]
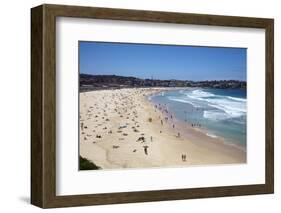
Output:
[{"left": 79, "top": 88, "right": 246, "bottom": 170}]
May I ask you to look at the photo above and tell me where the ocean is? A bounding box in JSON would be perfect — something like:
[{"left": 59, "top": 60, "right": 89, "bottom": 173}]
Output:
[{"left": 150, "top": 88, "right": 247, "bottom": 148}]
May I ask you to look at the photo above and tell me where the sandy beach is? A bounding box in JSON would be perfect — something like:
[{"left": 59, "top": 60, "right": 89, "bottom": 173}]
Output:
[{"left": 79, "top": 88, "right": 246, "bottom": 170}]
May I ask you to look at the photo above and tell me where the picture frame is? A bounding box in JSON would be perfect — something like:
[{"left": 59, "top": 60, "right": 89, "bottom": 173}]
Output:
[{"left": 31, "top": 4, "right": 274, "bottom": 208}]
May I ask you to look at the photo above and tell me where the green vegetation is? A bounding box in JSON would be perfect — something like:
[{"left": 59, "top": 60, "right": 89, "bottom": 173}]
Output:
[
  {"left": 80, "top": 74, "right": 247, "bottom": 92},
  {"left": 79, "top": 156, "right": 101, "bottom": 170}
]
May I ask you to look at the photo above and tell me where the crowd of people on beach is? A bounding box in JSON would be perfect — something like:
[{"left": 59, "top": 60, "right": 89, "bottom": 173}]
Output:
[
  {"left": 79, "top": 88, "right": 246, "bottom": 169},
  {"left": 154, "top": 103, "right": 202, "bottom": 136},
  {"left": 80, "top": 89, "right": 193, "bottom": 166}
]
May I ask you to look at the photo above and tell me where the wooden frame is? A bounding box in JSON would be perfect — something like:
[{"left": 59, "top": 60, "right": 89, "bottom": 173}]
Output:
[{"left": 31, "top": 4, "right": 274, "bottom": 208}]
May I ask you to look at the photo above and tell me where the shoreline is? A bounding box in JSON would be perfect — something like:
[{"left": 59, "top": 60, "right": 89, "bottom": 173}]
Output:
[
  {"left": 145, "top": 89, "right": 246, "bottom": 162},
  {"left": 147, "top": 93, "right": 247, "bottom": 152},
  {"left": 146, "top": 89, "right": 247, "bottom": 153},
  {"left": 79, "top": 87, "right": 246, "bottom": 170}
]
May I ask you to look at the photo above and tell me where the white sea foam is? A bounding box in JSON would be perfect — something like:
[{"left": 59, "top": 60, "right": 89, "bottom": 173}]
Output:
[
  {"left": 227, "top": 96, "right": 247, "bottom": 102},
  {"left": 181, "top": 90, "right": 217, "bottom": 103},
  {"left": 166, "top": 89, "right": 246, "bottom": 121},
  {"left": 207, "top": 99, "right": 246, "bottom": 115},
  {"left": 206, "top": 133, "right": 218, "bottom": 138},
  {"left": 191, "top": 89, "right": 215, "bottom": 98},
  {"left": 181, "top": 89, "right": 247, "bottom": 120},
  {"left": 203, "top": 110, "right": 230, "bottom": 121},
  {"left": 167, "top": 97, "right": 200, "bottom": 107},
  {"left": 204, "top": 101, "right": 246, "bottom": 120}
]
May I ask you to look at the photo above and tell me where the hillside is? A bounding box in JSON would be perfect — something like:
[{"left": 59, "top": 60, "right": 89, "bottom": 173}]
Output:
[{"left": 80, "top": 74, "right": 246, "bottom": 91}]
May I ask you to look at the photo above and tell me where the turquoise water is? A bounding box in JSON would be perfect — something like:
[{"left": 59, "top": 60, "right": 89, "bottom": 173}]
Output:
[{"left": 150, "top": 88, "right": 247, "bottom": 147}]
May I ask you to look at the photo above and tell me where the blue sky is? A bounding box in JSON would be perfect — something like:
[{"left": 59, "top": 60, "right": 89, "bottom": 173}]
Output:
[{"left": 79, "top": 41, "right": 246, "bottom": 81}]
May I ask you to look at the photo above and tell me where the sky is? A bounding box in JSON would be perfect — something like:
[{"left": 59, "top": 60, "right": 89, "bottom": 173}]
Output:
[{"left": 79, "top": 41, "right": 246, "bottom": 81}]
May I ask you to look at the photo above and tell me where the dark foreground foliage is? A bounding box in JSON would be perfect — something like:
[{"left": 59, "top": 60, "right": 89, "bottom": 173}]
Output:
[{"left": 79, "top": 156, "right": 101, "bottom": 170}]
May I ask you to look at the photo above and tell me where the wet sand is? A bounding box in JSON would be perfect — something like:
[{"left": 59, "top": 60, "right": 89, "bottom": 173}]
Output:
[{"left": 79, "top": 88, "right": 246, "bottom": 169}]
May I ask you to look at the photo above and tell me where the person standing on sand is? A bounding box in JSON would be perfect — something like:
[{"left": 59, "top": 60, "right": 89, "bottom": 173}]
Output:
[
  {"left": 181, "top": 154, "right": 187, "bottom": 162},
  {"left": 143, "top": 146, "right": 148, "bottom": 155}
]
